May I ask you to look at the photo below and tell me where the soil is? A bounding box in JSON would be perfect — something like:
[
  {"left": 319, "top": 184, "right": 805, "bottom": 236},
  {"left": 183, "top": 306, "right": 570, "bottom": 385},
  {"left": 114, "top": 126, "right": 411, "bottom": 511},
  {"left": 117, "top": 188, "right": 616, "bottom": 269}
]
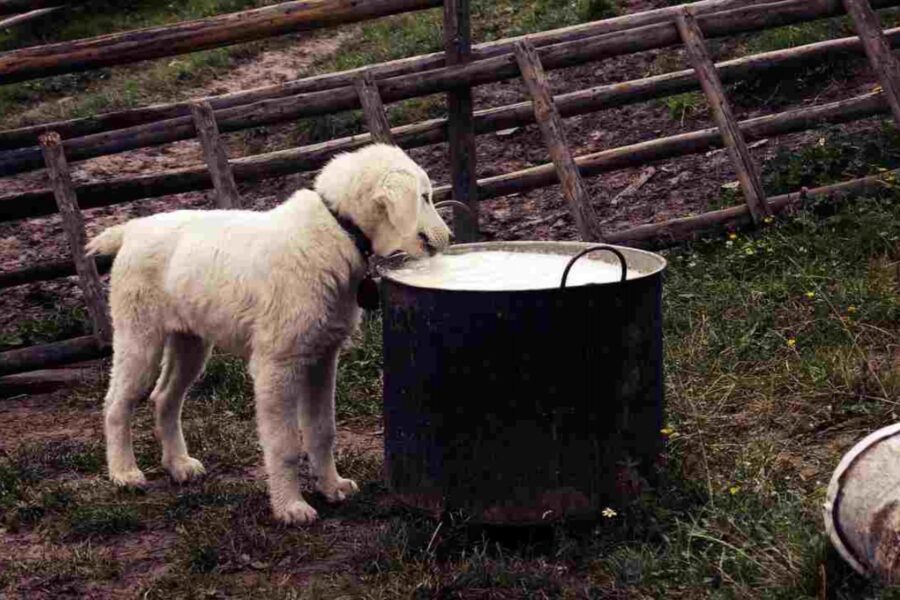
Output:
[{"left": 0, "top": 5, "right": 889, "bottom": 595}]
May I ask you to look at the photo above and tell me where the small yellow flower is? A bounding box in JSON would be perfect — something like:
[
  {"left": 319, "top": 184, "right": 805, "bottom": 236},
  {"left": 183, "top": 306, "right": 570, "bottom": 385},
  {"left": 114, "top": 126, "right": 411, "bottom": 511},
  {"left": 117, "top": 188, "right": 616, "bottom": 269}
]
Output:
[
  {"left": 729, "top": 485, "right": 741, "bottom": 496},
  {"left": 848, "top": 306, "right": 858, "bottom": 314},
  {"left": 728, "top": 232, "right": 738, "bottom": 241},
  {"left": 805, "top": 291, "right": 815, "bottom": 299},
  {"left": 763, "top": 216, "right": 774, "bottom": 224},
  {"left": 787, "top": 338, "right": 797, "bottom": 348},
  {"left": 602, "top": 507, "right": 618, "bottom": 518},
  {"left": 817, "top": 137, "right": 826, "bottom": 147},
  {"left": 874, "top": 84, "right": 884, "bottom": 93},
  {"left": 660, "top": 427, "right": 675, "bottom": 436}
]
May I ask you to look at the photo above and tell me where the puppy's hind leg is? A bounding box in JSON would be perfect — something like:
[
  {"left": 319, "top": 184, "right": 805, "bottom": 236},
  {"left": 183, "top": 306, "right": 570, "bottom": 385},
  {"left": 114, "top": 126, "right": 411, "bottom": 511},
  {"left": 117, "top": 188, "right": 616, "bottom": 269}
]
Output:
[
  {"left": 152, "top": 333, "right": 212, "bottom": 483},
  {"left": 300, "top": 348, "right": 358, "bottom": 503},
  {"left": 251, "top": 356, "right": 318, "bottom": 525},
  {"left": 105, "top": 328, "right": 165, "bottom": 488}
]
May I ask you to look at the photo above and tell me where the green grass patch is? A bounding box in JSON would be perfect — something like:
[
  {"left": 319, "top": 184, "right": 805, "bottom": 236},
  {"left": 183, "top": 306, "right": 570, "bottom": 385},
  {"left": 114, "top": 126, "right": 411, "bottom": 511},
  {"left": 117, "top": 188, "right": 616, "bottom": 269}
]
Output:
[
  {"left": 64, "top": 504, "right": 143, "bottom": 540},
  {"left": 0, "top": 306, "right": 91, "bottom": 351}
]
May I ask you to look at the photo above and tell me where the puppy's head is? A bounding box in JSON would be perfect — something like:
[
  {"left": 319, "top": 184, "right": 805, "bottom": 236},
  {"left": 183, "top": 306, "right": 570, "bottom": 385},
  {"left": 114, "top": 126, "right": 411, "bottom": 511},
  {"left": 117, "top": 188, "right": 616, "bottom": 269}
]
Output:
[{"left": 315, "top": 144, "right": 451, "bottom": 258}]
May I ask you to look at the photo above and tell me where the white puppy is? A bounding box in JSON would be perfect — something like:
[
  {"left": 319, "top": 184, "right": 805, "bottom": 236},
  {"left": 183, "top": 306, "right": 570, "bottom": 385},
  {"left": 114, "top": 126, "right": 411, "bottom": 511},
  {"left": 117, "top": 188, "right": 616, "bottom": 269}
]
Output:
[{"left": 86, "top": 144, "right": 451, "bottom": 525}]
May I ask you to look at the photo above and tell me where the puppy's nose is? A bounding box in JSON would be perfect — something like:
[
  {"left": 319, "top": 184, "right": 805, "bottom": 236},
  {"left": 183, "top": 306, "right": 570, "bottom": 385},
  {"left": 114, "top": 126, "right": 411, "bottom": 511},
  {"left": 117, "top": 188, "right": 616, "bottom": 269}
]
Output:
[{"left": 419, "top": 233, "right": 438, "bottom": 256}]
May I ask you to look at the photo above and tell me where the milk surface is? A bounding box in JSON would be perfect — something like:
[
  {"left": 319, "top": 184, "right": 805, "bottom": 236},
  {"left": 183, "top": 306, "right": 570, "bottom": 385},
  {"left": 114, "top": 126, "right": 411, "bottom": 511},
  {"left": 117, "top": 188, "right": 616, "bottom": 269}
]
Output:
[{"left": 386, "top": 251, "right": 637, "bottom": 291}]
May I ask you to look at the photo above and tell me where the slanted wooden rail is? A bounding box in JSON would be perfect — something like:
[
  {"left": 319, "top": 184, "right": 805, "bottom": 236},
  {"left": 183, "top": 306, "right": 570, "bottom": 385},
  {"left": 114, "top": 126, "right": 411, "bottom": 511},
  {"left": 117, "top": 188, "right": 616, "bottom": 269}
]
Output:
[{"left": 2, "top": 0, "right": 900, "bottom": 377}]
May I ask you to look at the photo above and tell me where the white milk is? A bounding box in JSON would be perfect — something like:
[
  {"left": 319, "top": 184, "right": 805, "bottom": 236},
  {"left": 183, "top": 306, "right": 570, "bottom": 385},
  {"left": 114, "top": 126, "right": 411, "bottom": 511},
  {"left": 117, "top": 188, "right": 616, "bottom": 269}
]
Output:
[{"left": 386, "top": 251, "right": 638, "bottom": 291}]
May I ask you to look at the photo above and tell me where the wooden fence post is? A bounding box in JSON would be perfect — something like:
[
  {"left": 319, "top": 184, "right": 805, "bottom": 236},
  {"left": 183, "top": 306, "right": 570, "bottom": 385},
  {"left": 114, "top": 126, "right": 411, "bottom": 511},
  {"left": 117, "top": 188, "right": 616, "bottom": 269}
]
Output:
[
  {"left": 514, "top": 40, "right": 603, "bottom": 241},
  {"left": 190, "top": 101, "right": 241, "bottom": 209},
  {"left": 842, "top": 0, "right": 900, "bottom": 127},
  {"left": 38, "top": 131, "right": 112, "bottom": 348},
  {"left": 354, "top": 70, "right": 395, "bottom": 144},
  {"left": 676, "top": 9, "right": 772, "bottom": 224},
  {"left": 444, "top": 0, "right": 479, "bottom": 242}
]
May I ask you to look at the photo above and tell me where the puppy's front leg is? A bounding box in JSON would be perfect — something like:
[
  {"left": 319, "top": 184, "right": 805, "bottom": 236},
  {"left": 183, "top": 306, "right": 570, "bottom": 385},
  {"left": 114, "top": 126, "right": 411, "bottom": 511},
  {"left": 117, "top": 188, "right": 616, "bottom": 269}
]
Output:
[
  {"left": 251, "top": 358, "right": 318, "bottom": 525},
  {"left": 300, "top": 349, "right": 358, "bottom": 503}
]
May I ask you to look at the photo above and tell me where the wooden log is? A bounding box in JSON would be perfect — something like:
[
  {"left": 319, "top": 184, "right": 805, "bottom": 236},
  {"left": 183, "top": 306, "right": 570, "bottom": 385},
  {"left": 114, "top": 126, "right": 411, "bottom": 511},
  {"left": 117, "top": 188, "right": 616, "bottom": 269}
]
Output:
[
  {"left": 0, "top": 0, "right": 444, "bottom": 84},
  {"left": 38, "top": 132, "right": 112, "bottom": 346},
  {"left": 354, "top": 71, "right": 394, "bottom": 144},
  {"left": 431, "top": 92, "right": 888, "bottom": 202},
  {"left": 514, "top": 39, "right": 602, "bottom": 241},
  {"left": 842, "top": 0, "right": 900, "bottom": 126},
  {"left": 0, "top": 0, "right": 781, "bottom": 149},
  {"left": 0, "top": 335, "right": 109, "bottom": 377},
  {"left": 4, "top": 160, "right": 894, "bottom": 294},
  {"left": 676, "top": 9, "right": 771, "bottom": 223},
  {"left": 444, "top": 0, "right": 479, "bottom": 242},
  {"left": 0, "top": 366, "right": 99, "bottom": 397},
  {"left": 3, "top": 0, "right": 894, "bottom": 174},
  {"left": 606, "top": 169, "right": 900, "bottom": 247},
  {"left": 0, "top": 0, "right": 72, "bottom": 16},
  {"left": 190, "top": 101, "right": 241, "bottom": 209},
  {"left": 3, "top": 182, "right": 887, "bottom": 380},
  {"left": 0, "top": 6, "right": 61, "bottom": 29},
  {"left": 0, "top": 254, "right": 111, "bottom": 289},
  {"left": 1, "top": 83, "right": 888, "bottom": 226}
]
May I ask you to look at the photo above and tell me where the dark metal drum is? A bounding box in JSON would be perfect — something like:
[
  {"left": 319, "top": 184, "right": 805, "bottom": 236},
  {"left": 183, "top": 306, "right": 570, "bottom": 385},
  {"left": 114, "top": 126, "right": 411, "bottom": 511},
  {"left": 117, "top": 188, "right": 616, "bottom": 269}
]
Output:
[{"left": 380, "top": 241, "right": 667, "bottom": 524}]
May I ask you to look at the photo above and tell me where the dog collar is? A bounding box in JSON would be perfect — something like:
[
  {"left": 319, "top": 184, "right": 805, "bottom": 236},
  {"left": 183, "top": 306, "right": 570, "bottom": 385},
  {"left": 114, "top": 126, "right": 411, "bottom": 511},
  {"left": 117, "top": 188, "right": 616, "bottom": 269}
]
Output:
[
  {"left": 320, "top": 194, "right": 379, "bottom": 310},
  {"left": 325, "top": 204, "right": 373, "bottom": 260}
]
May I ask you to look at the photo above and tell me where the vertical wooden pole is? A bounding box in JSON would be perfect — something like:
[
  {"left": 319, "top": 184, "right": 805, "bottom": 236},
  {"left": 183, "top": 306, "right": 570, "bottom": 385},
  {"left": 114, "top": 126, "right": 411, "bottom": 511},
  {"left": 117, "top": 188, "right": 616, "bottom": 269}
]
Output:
[
  {"left": 38, "top": 131, "right": 112, "bottom": 348},
  {"left": 842, "top": 0, "right": 900, "bottom": 127},
  {"left": 514, "top": 40, "right": 603, "bottom": 242},
  {"left": 354, "top": 70, "right": 395, "bottom": 144},
  {"left": 190, "top": 100, "right": 241, "bottom": 209},
  {"left": 444, "top": 0, "right": 479, "bottom": 242},
  {"left": 676, "top": 9, "right": 771, "bottom": 224}
]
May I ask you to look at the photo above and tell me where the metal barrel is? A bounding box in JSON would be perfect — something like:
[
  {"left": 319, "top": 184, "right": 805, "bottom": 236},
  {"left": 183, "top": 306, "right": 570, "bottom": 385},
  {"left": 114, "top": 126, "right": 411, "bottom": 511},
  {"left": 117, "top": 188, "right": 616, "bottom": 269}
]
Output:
[
  {"left": 380, "top": 241, "right": 667, "bottom": 524},
  {"left": 825, "top": 423, "right": 900, "bottom": 582}
]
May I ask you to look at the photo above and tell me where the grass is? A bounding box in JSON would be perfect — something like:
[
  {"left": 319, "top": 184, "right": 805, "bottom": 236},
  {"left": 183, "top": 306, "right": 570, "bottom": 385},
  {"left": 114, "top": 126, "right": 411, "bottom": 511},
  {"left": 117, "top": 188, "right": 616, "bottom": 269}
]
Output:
[
  {"left": 0, "top": 306, "right": 90, "bottom": 351},
  {"left": 0, "top": 0, "right": 289, "bottom": 129},
  {"left": 2, "top": 170, "right": 897, "bottom": 595}
]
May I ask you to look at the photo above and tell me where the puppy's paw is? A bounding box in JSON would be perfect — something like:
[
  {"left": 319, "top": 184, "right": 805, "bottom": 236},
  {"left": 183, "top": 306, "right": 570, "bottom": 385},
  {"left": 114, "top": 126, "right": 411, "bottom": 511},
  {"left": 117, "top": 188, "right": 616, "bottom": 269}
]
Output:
[
  {"left": 274, "top": 500, "right": 319, "bottom": 526},
  {"left": 318, "top": 477, "right": 359, "bottom": 503},
  {"left": 109, "top": 467, "right": 147, "bottom": 489},
  {"left": 164, "top": 456, "right": 206, "bottom": 484}
]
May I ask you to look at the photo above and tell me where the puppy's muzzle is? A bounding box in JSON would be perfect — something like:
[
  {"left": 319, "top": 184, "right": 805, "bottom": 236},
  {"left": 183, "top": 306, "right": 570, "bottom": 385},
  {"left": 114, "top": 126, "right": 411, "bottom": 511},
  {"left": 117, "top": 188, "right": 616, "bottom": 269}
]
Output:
[{"left": 419, "top": 233, "right": 439, "bottom": 256}]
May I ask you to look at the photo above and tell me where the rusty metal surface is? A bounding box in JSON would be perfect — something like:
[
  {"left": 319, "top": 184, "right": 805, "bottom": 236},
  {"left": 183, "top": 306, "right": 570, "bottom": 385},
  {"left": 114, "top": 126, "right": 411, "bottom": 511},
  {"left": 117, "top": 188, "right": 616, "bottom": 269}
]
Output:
[{"left": 380, "top": 242, "right": 666, "bottom": 524}]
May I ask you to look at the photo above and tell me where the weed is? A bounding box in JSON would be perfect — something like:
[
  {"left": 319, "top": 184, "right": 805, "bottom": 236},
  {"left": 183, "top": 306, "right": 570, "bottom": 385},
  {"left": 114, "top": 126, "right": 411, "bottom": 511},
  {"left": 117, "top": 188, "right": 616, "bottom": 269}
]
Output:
[
  {"left": 662, "top": 91, "right": 705, "bottom": 125},
  {"left": 0, "top": 306, "right": 90, "bottom": 351},
  {"left": 578, "top": 0, "right": 620, "bottom": 22},
  {"left": 64, "top": 504, "right": 143, "bottom": 540},
  {"left": 336, "top": 313, "right": 384, "bottom": 420}
]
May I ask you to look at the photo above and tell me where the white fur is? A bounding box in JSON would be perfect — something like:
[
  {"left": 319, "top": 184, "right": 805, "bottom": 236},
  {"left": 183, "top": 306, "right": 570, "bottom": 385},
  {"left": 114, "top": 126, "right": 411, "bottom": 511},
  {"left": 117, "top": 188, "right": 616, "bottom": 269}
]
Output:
[{"left": 87, "top": 144, "right": 451, "bottom": 525}]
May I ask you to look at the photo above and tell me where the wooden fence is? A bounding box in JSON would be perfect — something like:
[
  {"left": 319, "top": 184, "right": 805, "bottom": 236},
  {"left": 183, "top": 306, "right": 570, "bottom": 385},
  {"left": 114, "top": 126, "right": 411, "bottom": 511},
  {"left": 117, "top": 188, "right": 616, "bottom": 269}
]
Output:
[{"left": 1, "top": 0, "right": 900, "bottom": 376}]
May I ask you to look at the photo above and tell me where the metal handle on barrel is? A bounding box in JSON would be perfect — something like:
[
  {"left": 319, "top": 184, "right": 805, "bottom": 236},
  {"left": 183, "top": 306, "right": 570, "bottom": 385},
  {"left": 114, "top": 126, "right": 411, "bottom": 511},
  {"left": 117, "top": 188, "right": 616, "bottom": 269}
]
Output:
[{"left": 560, "top": 245, "right": 628, "bottom": 288}]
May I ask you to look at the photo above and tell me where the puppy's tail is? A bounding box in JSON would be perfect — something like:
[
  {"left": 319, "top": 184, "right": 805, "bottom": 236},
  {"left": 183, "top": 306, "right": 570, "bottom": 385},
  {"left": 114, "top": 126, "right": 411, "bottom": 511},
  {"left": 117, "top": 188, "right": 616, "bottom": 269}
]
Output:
[{"left": 85, "top": 224, "right": 126, "bottom": 257}]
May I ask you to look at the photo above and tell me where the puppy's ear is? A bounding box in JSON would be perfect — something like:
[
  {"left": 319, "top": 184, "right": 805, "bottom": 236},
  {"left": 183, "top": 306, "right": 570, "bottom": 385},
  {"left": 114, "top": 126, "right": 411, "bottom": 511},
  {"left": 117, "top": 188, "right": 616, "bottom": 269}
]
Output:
[{"left": 376, "top": 170, "right": 420, "bottom": 236}]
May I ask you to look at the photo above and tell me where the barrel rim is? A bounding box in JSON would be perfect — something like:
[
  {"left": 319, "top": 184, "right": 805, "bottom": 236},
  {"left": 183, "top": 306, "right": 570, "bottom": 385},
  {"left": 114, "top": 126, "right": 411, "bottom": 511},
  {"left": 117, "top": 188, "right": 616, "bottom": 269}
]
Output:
[
  {"left": 380, "top": 241, "right": 667, "bottom": 292},
  {"left": 823, "top": 422, "right": 900, "bottom": 577}
]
